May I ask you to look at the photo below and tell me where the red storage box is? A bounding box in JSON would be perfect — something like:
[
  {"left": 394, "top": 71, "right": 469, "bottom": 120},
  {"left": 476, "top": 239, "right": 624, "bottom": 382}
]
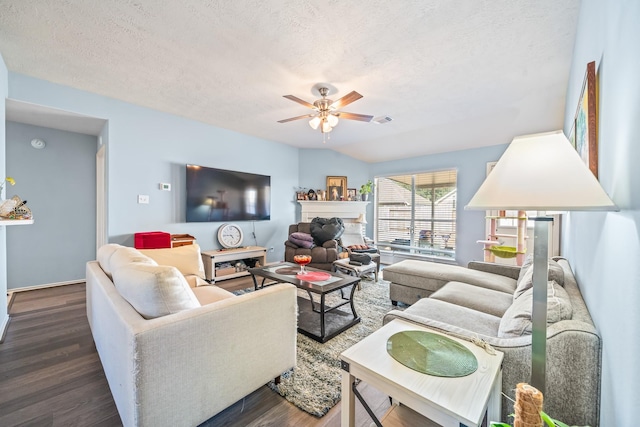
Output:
[{"left": 134, "top": 231, "right": 171, "bottom": 249}]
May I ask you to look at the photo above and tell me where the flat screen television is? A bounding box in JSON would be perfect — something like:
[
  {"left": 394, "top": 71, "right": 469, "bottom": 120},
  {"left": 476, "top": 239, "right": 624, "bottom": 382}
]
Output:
[{"left": 186, "top": 164, "right": 271, "bottom": 222}]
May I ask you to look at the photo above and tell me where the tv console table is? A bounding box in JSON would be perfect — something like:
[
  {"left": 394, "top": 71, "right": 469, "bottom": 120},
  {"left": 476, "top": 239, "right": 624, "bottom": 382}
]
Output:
[{"left": 201, "top": 246, "right": 267, "bottom": 283}]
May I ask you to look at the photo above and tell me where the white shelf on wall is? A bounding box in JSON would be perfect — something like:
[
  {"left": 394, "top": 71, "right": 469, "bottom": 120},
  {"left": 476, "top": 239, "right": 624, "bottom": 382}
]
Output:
[{"left": 0, "top": 219, "right": 34, "bottom": 226}]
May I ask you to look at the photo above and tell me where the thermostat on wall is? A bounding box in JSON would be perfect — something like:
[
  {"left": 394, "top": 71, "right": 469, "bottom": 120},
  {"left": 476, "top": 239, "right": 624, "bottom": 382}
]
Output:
[{"left": 159, "top": 183, "right": 171, "bottom": 191}]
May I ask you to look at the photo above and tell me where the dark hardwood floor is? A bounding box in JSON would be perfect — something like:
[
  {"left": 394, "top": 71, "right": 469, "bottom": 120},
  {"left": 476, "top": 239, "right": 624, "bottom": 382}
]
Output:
[{"left": 0, "top": 279, "right": 390, "bottom": 426}]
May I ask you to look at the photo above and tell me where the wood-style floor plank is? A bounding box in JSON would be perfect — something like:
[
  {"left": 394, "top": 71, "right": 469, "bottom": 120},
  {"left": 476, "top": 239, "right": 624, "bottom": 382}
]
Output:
[{"left": 0, "top": 280, "right": 390, "bottom": 426}]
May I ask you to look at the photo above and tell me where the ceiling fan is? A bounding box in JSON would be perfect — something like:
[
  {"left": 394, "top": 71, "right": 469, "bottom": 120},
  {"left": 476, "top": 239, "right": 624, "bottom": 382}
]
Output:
[{"left": 278, "top": 86, "right": 373, "bottom": 135}]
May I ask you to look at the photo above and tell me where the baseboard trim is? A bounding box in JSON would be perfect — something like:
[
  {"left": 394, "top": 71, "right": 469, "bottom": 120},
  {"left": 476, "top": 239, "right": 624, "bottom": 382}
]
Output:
[{"left": 9, "top": 280, "right": 85, "bottom": 293}]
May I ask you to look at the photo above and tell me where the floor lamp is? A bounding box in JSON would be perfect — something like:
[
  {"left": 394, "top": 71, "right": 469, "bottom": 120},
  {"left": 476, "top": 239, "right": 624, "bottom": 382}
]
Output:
[{"left": 465, "top": 130, "right": 617, "bottom": 392}]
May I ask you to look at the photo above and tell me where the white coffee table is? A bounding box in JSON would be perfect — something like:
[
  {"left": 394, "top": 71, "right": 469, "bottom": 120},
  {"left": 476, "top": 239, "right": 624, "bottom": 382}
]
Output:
[{"left": 340, "top": 319, "right": 503, "bottom": 427}]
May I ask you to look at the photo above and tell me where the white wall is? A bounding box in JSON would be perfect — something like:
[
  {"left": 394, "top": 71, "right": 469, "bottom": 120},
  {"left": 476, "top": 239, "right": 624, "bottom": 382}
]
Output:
[
  {"left": 7, "top": 73, "right": 300, "bottom": 265},
  {"left": 297, "top": 148, "right": 371, "bottom": 223},
  {"left": 562, "top": 1, "right": 640, "bottom": 424}
]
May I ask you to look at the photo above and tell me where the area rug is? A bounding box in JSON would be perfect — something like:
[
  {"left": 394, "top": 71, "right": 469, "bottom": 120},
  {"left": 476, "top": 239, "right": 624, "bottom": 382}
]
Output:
[{"left": 236, "top": 277, "right": 397, "bottom": 417}]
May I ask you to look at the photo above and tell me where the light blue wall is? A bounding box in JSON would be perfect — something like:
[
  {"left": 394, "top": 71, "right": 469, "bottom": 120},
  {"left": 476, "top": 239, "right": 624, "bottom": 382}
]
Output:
[
  {"left": 297, "top": 148, "right": 370, "bottom": 218},
  {"left": 6, "top": 122, "right": 96, "bottom": 289},
  {"left": 0, "top": 53, "right": 8, "bottom": 332},
  {"left": 562, "top": 1, "right": 640, "bottom": 424},
  {"left": 7, "top": 74, "right": 300, "bottom": 264},
  {"left": 370, "top": 144, "right": 509, "bottom": 266}
]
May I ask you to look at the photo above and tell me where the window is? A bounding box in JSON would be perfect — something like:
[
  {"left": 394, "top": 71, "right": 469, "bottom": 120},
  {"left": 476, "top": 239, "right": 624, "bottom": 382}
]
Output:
[{"left": 375, "top": 170, "right": 457, "bottom": 259}]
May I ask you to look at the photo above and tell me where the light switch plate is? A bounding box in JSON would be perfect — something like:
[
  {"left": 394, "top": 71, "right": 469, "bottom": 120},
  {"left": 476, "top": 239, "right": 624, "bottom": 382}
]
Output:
[{"left": 138, "top": 195, "right": 149, "bottom": 204}]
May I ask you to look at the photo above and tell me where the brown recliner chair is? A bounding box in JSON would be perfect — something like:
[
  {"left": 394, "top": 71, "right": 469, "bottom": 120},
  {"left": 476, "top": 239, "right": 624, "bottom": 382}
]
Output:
[{"left": 284, "top": 222, "right": 339, "bottom": 271}]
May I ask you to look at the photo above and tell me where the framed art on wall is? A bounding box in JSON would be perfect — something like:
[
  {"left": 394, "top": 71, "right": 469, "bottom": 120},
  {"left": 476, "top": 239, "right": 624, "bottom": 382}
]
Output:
[
  {"left": 326, "top": 176, "right": 347, "bottom": 201},
  {"left": 573, "top": 61, "right": 598, "bottom": 178}
]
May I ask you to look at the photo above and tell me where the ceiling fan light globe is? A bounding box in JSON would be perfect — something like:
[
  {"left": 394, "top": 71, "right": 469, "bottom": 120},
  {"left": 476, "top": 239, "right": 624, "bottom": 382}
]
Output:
[
  {"left": 321, "top": 121, "right": 332, "bottom": 133},
  {"left": 309, "top": 116, "right": 321, "bottom": 129},
  {"left": 327, "top": 114, "right": 339, "bottom": 127}
]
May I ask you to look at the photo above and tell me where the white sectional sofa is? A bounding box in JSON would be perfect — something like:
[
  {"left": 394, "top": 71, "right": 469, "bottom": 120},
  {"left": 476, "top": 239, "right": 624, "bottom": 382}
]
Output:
[{"left": 86, "top": 243, "right": 297, "bottom": 427}]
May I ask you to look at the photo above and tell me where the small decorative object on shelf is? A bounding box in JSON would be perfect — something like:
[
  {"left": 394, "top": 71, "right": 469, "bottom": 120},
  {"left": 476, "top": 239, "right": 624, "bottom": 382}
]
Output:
[
  {"left": 326, "top": 176, "right": 347, "bottom": 201},
  {"left": 0, "top": 195, "right": 31, "bottom": 220},
  {"left": 359, "top": 180, "right": 373, "bottom": 201},
  {"left": 295, "top": 186, "right": 309, "bottom": 200}
]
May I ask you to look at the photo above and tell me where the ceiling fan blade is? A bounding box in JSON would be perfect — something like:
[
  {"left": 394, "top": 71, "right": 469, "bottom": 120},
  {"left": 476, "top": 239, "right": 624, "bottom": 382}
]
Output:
[
  {"left": 283, "top": 95, "right": 315, "bottom": 109},
  {"left": 277, "top": 113, "right": 316, "bottom": 123},
  {"left": 330, "top": 91, "right": 363, "bottom": 109},
  {"left": 337, "top": 112, "right": 374, "bottom": 122}
]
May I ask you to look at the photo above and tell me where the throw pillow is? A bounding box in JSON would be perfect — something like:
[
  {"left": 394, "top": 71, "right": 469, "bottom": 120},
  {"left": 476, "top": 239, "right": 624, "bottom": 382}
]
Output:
[
  {"left": 498, "top": 280, "right": 573, "bottom": 338},
  {"left": 113, "top": 264, "right": 200, "bottom": 319},
  {"left": 310, "top": 217, "right": 345, "bottom": 245},
  {"left": 97, "top": 243, "right": 124, "bottom": 278},
  {"left": 514, "top": 258, "right": 566, "bottom": 300},
  {"left": 110, "top": 246, "right": 158, "bottom": 274},
  {"left": 517, "top": 255, "right": 565, "bottom": 287},
  {"left": 288, "top": 232, "right": 315, "bottom": 248},
  {"left": 139, "top": 243, "right": 206, "bottom": 279}
]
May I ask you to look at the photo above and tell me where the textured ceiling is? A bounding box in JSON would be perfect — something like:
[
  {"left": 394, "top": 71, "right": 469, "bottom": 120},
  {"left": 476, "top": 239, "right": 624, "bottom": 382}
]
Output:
[{"left": 0, "top": 0, "right": 580, "bottom": 162}]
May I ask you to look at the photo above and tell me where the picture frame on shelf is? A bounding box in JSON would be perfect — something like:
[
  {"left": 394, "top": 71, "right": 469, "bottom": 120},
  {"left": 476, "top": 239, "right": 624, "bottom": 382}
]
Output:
[
  {"left": 326, "top": 176, "right": 347, "bottom": 201},
  {"left": 347, "top": 188, "right": 357, "bottom": 201},
  {"left": 573, "top": 61, "right": 598, "bottom": 178}
]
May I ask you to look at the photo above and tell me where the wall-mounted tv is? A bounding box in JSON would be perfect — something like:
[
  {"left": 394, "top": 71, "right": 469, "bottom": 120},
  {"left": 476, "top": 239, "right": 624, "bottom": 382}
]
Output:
[{"left": 186, "top": 164, "right": 271, "bottom": 222}]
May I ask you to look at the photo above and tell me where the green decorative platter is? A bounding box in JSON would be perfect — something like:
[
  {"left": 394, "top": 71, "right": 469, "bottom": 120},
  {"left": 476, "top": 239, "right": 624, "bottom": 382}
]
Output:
[{"left": 386, "top": 330, "right": 478, "bottom": 377}]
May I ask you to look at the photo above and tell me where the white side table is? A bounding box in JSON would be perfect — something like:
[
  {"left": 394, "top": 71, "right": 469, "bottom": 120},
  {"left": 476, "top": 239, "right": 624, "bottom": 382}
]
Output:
[{"left": 340, "top": 319, "right": 503, "bottom": 427}]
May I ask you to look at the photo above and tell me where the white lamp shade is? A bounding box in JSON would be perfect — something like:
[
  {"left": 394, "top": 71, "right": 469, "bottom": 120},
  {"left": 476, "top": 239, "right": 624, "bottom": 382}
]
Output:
[
  {"left": 321, "top": 120, "right": 332, "bottom": 133},
  {"left": 356, "top": 213, "right": 367, "bottom": 224},
  {"left": 465, "top": 131, "right": 617, "bottom": 211},
  {"left": 309, "top": 116, "right": 321, "bottom": 130},
  {"left": 327, "top": 113, "right": 339, "bottom": 127}
]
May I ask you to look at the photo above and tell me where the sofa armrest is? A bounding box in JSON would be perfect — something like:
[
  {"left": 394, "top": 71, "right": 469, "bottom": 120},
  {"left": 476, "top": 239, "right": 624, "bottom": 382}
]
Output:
[
  {"left": 284, "top": 240, "right": 300, "bottom": 249},
  {"left": 322, "top": 239, "right": 338, "bottom": 249},
  {"left": 467, "top": 261, "right": 521, "bottom": 280}
]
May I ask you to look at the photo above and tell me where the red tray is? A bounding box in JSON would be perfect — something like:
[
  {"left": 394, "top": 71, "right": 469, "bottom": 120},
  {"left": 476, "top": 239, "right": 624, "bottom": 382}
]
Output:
[{"left": 296, "top": 271, "right": 332, "bottom": 281}]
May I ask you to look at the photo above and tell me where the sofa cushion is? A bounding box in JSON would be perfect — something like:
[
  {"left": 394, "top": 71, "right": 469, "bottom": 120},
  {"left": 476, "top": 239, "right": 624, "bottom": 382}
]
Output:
[
  {"left": 498, "top": 280, "right": 573, "bottom": 338},
  {"left": 430, "top": 281, "right": 514, "bottom": 318},
  {"left": 96, "top": 243, "right": 125, "bottom": 278},
  {"left": 383, "top": 260, "right": 517, "bottom": 295},
  {"left": 184, "top": 275, "right": 209, "bottom": 288},
  {"left": 113, "top": 263, "right": 200, "bottom": 319},
  {"left": 514, "top": 258, "right": 565, "bottom": 300},
  {"left": 140, "top": 243, "right": 206, "bottom": 279},
  {"left": 401, "top": 297, "right": 502, "bottom": 337},
  {"left": 110, "top": 246, "right": 158, "bottom": 273},
  {"left": 191, "top": 285, "right": 235, "bottom": 305}
]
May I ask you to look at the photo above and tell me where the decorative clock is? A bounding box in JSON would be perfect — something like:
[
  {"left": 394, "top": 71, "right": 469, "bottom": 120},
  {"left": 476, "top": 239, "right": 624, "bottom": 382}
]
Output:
[{"left": 217, "top": 223, "right": 244, "bottom": 248}]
